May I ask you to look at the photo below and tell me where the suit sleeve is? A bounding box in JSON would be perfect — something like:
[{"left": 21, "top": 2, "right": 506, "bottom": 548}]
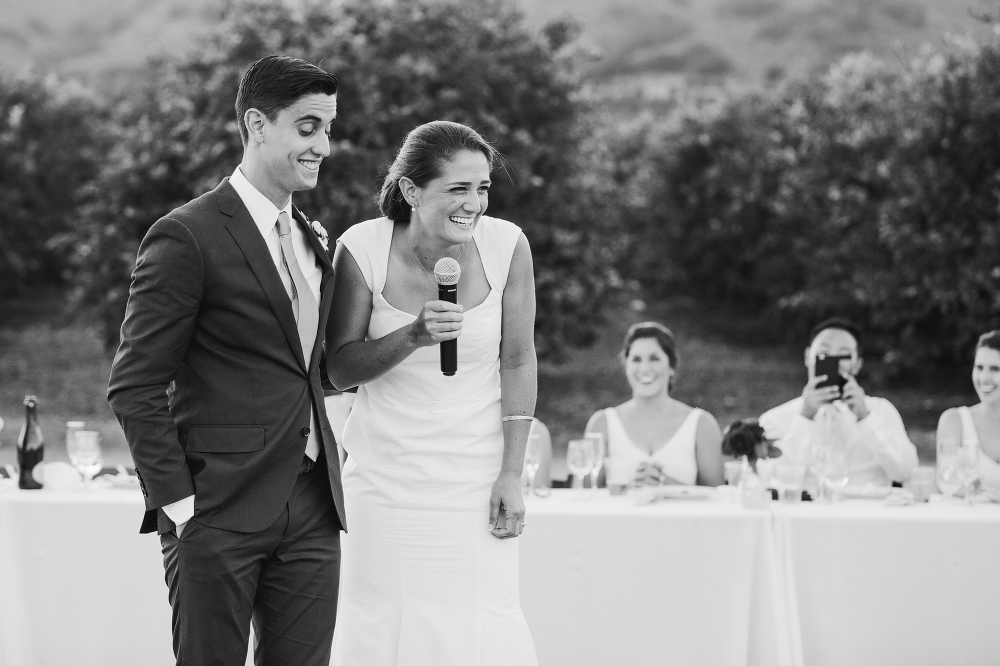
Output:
[{"left": 108, "top": 216, "right": 203, "bottom": 511}]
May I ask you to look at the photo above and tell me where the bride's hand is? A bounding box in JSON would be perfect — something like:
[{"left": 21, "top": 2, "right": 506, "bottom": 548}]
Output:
[
  {"left": 407, "top": 300, "right": 463, "bottom": 348},
  {"left": 489, "top": 471, "right": 525, "bottom": 539}
]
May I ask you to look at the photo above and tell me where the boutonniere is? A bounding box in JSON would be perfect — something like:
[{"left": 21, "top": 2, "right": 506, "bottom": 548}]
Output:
[{"left": 308, "top": 219, "right": 330, "bottom": 253}]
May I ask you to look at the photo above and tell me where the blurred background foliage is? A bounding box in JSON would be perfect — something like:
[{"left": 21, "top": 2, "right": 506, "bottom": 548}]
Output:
[{"left": 0, "top": 0, "right": 998, "bottom": 379}]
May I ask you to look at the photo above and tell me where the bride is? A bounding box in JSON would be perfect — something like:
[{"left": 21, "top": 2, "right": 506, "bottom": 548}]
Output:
[{"left": 326, "top": 120, "right": 538, "bottom": 665}]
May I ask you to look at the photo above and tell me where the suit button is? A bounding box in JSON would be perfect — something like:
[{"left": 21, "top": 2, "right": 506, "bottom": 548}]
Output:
[{"left": 301, "top": 427, "right": 311, "bottom": 437}]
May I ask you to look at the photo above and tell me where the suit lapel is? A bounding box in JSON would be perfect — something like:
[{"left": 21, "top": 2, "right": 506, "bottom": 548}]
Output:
[
  {"left": 293, "top": 206, "right": 334, "bottom": 371},
  {"left": 218, "top": 181, "right": 307, "bottom": 371}
]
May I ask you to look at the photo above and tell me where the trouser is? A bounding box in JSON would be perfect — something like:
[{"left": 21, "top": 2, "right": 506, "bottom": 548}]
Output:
[{"left": 160, "top": 453, "right": 341, "bottom": 666}]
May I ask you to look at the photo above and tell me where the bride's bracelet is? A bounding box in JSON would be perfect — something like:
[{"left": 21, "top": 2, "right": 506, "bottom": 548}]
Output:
[{"left": 501, "top": 415, "right": 534, "bottom": 423}]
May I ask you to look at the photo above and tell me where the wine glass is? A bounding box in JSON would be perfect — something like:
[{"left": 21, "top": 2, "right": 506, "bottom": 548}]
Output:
[
  {"left": 523, "top": 431, "right": 542, "bottom": 497},
  {"left": 68, "top": 430, "right": 103, "bottom": 483},
  {"left": 936, "top": 438, "right": 961, "bottom": 502},
  {"left": 956, "top": 441, "right": 980, "bottom": 506},
  {"left": 566, "top": 438, "right": 596, "bottom": 500},
  {"left": 808, "top": 443, "right": 833, "bottom": 502},
  {"left": 823, "top": 451, "right": 849, "bottom": 502},
  {"left": 585, "top": 432, "right": 605, "bottom": 497}
]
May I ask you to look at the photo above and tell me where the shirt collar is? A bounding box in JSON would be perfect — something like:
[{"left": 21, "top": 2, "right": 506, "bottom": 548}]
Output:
[{"left": 229, "top": 166, "right": 293, "bottom": 237}]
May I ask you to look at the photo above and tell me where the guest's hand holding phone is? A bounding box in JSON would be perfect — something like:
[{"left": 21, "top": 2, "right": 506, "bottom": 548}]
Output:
[{"left": 840, "top": 374, "right": 870, "bottom": 420}]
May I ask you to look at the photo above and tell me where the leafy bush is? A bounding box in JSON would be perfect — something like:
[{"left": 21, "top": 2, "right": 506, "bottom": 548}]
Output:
[
  {"left": 0, "top": 74, "right": 107, "bottom": 296},
  {"left": 70, "top": 0, "right": 626, "bottom": 356},
  {"left": 640, "top": 32, "right": 1000, "bottom": 377}
]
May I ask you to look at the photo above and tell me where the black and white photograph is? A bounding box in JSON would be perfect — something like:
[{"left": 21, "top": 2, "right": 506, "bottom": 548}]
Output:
[{"left": 1, "top": 0, "right": 1000, "bottom": 664}]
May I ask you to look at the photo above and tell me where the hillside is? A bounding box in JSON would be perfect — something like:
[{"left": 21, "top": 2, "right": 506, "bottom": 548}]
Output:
[{"left": 0, "top": 0, "right": 995, "bottom": 89}]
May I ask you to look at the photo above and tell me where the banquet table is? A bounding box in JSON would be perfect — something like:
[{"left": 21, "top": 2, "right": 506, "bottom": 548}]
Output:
[
  {"left": 771, "top": 500, "right": 1000, "bottom": 666},
  {"left": 518, "top": 490, "right": 792, "bottom": 666},
  {"left": 2, "top": 481, "right": 1000, "bottom": 666}
]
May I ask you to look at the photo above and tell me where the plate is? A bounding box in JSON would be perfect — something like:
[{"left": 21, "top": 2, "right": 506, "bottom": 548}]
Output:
[
  {"left": 657, "top": 485, "right": 713, "bottom": 499},
  {"left": 841, "top": 485, "right": 892, "bottom": 499},
  {"left": 103, "top": 474, "right": 140, "bottom": 489},
  {"left": 633, "top": 485, "right": 713, "bottom": 504}
]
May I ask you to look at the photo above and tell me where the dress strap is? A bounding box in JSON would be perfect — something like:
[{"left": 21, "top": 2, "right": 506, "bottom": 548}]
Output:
[
  {"left": 337, "top": 217, "right": 393, "bottom": 297},
  {"left": 958, "top": 406, "right": 980, "bottom": 446},
  {"left": 473, "top": 216, "right": 522, "bottom": 293},
  {"left": 604, "top": 407, "right": 636, "bottom": 458}
]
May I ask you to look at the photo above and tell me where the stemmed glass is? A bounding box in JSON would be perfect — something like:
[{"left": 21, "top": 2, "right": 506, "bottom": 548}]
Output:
[
  {"left": 957, "top": 441, "right": 980, "bottom": 506},
  {"left": 567, "top": 438, "right": 597, "bottom": 501},
  {"left": 823, "top": 451, "right": 849, "bottom": 502},
  {"left": 68, "top": 430, "right": 103, "bottom": 484},
  {"left": 936, "top": 438, "right": 961, "bottom": 503},
  {"left": 585, "top": 432, "right": 605, "bottom": 497},
  {"left": 808, "top": 443, "right": 833, "bottom": 502},
  {"left": 523, "top": 428, "right": 542, "bottom": 497}
]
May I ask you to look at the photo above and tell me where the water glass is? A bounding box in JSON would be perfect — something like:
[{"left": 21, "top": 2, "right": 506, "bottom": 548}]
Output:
[
  {"left": 69, "top": 430, "right": 103, "bottom": 483},
  {"left": 523, "top": 432, "right": 542, "bottom": 497},
  {"left": 957, "top": 441, "right": 980, "bottom": 506},
  {"left": 585, "top": 432, "right": 605, "bottom": 495},
  {"left": 566, "top": 438, "right": 597, "bottom": 500},
  {"left": 909, "top": 467, "right": 936, "bottom": 502},
  {"left": 774, "top": 463, "right": 806, "bottom": 503},
  {"left": 724, "top": 460, "right": 743, "bottom": 488},
  {"left": 604, "top": 457, "right": 635, "bottom": 495},
  {"left": 936, "top": 437, "right": 961, "bottom": 501},
  {"left": 65, "top": 421, "right": 85, "bottom": 455}
]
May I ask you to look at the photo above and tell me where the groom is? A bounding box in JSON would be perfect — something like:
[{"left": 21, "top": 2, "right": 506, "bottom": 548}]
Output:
[{"left": 108, "top": 55, "right": 345, "bottom": 665}]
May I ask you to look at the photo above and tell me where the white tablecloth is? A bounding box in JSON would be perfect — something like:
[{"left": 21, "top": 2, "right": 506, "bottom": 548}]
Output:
[
  {"left": 0, "top": 481, "right": 173, "bottom": 666},
  {"left": 772, "top": 500, "right": 1000, "bottom": 666},
  {"left": 519, "top": 491, "right": 792, "bottom": 666},
  {"left": 3, "top": 481, "right": 1000, "bottom": 666}
]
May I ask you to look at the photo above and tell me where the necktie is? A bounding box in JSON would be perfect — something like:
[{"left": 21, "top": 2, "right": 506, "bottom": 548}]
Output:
[
  {"left": 276, "top": 211, "right": 320, "bottom": 364},
  {"left": 277, "top": 211, "right": 320, "bottom": 461}
]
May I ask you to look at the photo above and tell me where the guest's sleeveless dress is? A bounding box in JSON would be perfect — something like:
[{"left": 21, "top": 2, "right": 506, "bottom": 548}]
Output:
[
  {"left": 605, "top": 407, "right": 703, "bottom": 484},
  {"left": 330, "top": 217, "right": 537, "bottom": 666},
  {"left": 957, "top": 406, "right": 1000, "bottom": 492}
]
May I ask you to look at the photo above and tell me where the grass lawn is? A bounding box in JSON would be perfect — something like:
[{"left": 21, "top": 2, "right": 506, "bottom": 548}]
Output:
[{"left": 0, "top": 293, "right": 974, "bottom": 473}]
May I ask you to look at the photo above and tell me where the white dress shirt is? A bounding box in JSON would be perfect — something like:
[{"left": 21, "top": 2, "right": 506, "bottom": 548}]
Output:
[
  {"left": 163, "top": 167, "right": 323, "bottom": 528},
  {"left": 760, "top": 396, "right": 918, "bottom": 486}
]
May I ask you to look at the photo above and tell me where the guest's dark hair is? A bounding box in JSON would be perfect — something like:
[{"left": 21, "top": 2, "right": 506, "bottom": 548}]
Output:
[
  {"left": 621, "top": 322, "right": 678, "bottom": 369},
  {"left": 976, "top": 330, "right": 1000, "bottom": 354},
  {"left": 808, "top": 317, "right": 862, "bottom": 352},
  {"left": 378, "top": 121, "right": 497, "bottom": 224},
  {"left": 235, "top": 55, "right": 339, "bottom": 145}
]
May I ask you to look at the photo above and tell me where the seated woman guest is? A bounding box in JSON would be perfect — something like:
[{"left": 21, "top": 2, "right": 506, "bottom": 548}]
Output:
[
  {"left": 584, "top": 322, "right": 724, "bottom": 486},
  {"left": 937, "top": 330, "right": 1000, "bottom": 492}
]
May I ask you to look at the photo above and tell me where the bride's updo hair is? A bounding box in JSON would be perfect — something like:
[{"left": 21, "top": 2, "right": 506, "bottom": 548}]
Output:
[{"left": 378, "top": 121, "right": 497, "bottom": 224}]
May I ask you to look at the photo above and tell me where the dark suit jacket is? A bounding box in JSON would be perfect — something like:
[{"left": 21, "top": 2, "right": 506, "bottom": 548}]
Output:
[{"left": 108, "top": 178, "right": 347, "bottom": 534}]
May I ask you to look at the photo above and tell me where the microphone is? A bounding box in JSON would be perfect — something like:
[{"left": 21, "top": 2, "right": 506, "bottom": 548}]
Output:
[{"left": 434, "top": 257, "right": 461, "bottom": 376}]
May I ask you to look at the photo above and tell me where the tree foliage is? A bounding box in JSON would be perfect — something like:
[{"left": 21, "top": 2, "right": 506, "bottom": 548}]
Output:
[
  {"left": 0, "top": 75, "right": 107, "bottom": 297},
  {"left": 639, "top": 34, "right": 1000, "bottom": 377},
  {"left": 71, "top": 0, "right": 625, "bottom": 355}
]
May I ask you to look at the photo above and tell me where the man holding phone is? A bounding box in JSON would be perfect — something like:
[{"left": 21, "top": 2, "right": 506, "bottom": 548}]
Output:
[{"left": 759, "top": 318, "right": 918, "bottom": 486}]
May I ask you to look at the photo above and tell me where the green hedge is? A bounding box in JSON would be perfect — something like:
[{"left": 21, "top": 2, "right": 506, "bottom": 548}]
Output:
[{"left": 639, "top": 35, "right": 1000, "bottom": 377}]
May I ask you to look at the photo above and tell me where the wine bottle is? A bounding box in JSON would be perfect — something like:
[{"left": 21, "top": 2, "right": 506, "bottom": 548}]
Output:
[{"left": 17, "top": 395, "right": 44, "bottom": 489}]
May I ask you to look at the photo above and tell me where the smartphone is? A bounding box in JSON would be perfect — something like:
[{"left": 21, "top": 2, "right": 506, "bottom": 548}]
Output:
[{"left": 814, "top": 354, "right": 848, "bottom": 394}]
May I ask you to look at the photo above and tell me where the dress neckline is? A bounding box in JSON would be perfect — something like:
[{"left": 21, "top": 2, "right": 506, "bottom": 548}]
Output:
[
  {"left": 376, "top": 288, "right": 499, "bottom": 319},
  {"left": 610, "top": 407, "right": 700, "bottom": 459}
]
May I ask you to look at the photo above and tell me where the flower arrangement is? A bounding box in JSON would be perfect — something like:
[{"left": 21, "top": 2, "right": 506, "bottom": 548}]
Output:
[{"left": 721, "top": 418, "right": 781, "bottom": 471}]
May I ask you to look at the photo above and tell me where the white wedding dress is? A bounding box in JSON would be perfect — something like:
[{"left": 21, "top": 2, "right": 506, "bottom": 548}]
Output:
[{"left": 330, "top": 216, "right": 537, "bottom": 666}]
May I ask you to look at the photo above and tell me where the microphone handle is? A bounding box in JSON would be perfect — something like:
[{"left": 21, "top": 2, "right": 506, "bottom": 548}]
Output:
[{"left": 438, "top": 283, "right": 458, "bottom": 376}]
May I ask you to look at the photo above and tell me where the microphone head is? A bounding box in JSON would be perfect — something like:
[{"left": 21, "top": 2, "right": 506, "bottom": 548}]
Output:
[{"left": 434, "top": 257, "right": 461, "bottom": 285}]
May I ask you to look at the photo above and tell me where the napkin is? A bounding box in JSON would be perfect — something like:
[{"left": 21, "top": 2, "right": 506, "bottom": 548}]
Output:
[{"left": 34, "top": 462, "right": 84, "bottom": 491}]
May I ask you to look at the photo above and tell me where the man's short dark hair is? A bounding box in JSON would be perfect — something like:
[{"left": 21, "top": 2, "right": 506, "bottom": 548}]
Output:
[
  {"left": 235, "top": 55, "right": 338, "bottom": 145},
  {"left": 808, "top": 317, "right": 862, "bottom": 352}
]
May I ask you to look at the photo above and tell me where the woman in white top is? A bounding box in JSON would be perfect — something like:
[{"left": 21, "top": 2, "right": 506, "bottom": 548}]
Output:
[
  {"left": 584, "top": 322, "right": 724, "bottom": 486},
  {"left": 937, "top": 330, "right": 1000, "bottom": 491},
  {"left": 327, "top": 121, "right": 537, "bottom": 665}
]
